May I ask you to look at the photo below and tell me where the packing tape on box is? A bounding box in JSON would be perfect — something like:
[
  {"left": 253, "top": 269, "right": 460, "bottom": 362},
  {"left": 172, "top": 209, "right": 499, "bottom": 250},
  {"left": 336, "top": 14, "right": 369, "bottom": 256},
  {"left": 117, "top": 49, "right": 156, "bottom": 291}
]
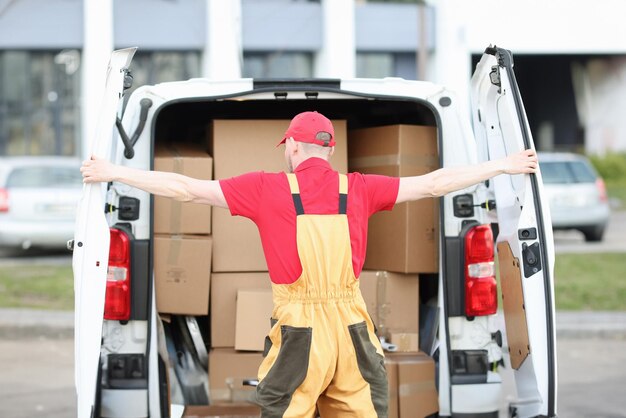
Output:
[
  {"left": 167, "top": 235, "right": 182, "bottom": 265},
  {"left": 170, "top": 150, "right": 184, "bottom": 235},
  {"left": 391, "top": 333, "right": 419, "bottom": 352},
  {"left": 210, "top": 388, "right": 231, "bottom": 401},
  {"left": 211, "top": 379, "right": 257, "bottom": 402},
  {"left": 376, "top": 271, "right": 390, "bottom": 337},
  {"left": 349, "top": 154, "right": 438, "bottom": 170},
  {"left": 399, "top": 381, "right": 434, "bottom": 397}
]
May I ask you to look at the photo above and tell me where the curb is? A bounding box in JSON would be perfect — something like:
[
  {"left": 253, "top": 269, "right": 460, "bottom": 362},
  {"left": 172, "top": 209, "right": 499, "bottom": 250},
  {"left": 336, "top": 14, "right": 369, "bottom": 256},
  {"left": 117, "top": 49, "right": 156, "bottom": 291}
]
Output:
[
  {"left": 555, "top": 311, "right": 626, "bottom": 340},
  {"left": 0, "top": 308, "right": 74, "bottom": 339},
  {"left": 1, "top": 308, "right": 625, "bottom": 340}
]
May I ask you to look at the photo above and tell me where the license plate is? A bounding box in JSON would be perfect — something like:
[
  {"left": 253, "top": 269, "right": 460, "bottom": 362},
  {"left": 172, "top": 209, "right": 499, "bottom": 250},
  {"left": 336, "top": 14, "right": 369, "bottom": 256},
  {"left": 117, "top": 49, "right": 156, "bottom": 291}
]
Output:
[
  {"left": 38, "top": 203, "right": 75, "bottom": 215},
  {"left": 552, "top": 194, "right": 586, "bottom": 207}
]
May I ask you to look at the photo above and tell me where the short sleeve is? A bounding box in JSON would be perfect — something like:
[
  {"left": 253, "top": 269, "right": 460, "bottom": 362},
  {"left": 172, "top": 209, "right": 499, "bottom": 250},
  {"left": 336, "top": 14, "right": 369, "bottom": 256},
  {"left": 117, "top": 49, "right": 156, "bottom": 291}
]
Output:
[
  {"left": 363, "top": 174, "right": 400, "bottom": 216},
  {"left": 219, "top": 172, "right": 264, "bottom": 220}
]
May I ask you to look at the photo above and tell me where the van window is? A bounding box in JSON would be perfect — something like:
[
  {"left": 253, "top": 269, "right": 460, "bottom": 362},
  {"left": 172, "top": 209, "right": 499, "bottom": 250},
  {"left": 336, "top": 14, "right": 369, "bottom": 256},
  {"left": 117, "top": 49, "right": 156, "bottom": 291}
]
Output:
[
  {"left": 7, "top": 166, "right": 82, "bottom": 188},
  {"left": 540, "top": 161, "right": 596, "bottom": 184}
]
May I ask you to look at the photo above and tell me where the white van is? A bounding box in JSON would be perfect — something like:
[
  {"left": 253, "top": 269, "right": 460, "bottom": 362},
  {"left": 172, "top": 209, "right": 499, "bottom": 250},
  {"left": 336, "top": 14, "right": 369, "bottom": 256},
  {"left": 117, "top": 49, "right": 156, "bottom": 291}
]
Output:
[{"left": 72, "top": 45, "right": 557, "bottom": 418}]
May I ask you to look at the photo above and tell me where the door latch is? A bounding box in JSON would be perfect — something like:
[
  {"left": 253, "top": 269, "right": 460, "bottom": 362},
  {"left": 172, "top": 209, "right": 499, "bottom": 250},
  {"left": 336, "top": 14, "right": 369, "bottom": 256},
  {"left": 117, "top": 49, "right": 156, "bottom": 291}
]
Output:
[{"left": 521, "top": 242, "right": 542, "bottom": 277}]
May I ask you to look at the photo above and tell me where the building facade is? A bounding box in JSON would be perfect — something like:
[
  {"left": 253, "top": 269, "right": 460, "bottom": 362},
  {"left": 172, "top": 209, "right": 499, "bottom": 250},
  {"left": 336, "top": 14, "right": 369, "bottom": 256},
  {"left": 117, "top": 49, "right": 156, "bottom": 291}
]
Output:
[
  {"left": 0, "top": 0, "right": 435, "bottom": 158},
  {"left": 1, "top": 0, "right": 626, "bottom": 158}
]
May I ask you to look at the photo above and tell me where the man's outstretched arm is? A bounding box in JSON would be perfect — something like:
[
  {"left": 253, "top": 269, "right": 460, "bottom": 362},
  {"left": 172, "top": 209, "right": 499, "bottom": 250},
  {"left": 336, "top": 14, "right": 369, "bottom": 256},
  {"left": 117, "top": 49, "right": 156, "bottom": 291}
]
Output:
[
  {"left": 80, "top": 156, "right": 228, "bottom": 209},
  {"left": 396, "top": 149, "right": 538, "bottom": 204}
]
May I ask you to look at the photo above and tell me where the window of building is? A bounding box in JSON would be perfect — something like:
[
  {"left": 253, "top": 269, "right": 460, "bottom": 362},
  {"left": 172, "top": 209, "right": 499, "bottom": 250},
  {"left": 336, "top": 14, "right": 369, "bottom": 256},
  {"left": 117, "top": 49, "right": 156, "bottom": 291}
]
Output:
[
  {"left": 0, "top": 50, "right": 81, "bottom": 156},
  {"left": 356, "top": 52, "right": 417, "bottom": 79},
  {"left": 126, "top": 51, "right": 201, "bottom": 96},
  {"left": 243, "top": 52, "right": 313, "bottom": 78}
]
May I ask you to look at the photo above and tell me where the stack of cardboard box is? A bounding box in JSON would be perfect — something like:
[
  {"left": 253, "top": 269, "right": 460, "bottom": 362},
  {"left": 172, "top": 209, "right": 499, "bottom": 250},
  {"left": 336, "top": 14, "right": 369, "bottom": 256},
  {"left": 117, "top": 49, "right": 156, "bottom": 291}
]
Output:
[
  {"left": 207, "top": 119, "right": 349, "bottom": 406},
  {"left": 349, "top": 124, "right": 439, "bottom": 274},
  {"left": 349, "top": 123, "right": 441, "bottom": 417},
  {"left": 154, "top": 144, "right": 214, "bottom": 316},
  {"left": 159, "top": 120, "right": 440, "bottom": 417}
]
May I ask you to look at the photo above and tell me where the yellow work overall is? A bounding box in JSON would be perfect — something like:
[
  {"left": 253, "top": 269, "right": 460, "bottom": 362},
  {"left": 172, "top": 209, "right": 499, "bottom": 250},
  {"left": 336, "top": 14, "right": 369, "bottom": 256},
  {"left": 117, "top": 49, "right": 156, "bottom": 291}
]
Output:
[{"left": 256, "top": 173, "right": 388, "bottom": 418}]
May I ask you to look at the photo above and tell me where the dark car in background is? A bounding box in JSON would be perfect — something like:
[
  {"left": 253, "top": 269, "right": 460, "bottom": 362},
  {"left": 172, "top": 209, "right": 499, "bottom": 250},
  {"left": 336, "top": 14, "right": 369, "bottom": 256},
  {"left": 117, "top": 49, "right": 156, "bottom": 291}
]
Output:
[
  {"left": 539, "top": 152, "right": 610, "bottom": 241},
  {"left": 0, "top": 156, "right": 82, "bottom": 251}
]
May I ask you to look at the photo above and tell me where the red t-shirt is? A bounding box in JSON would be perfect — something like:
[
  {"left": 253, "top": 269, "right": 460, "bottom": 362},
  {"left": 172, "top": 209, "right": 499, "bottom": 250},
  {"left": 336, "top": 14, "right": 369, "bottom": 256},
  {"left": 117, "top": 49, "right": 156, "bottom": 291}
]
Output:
[{"left": 219, "top": 158, "right": 399, "bottom": 284}]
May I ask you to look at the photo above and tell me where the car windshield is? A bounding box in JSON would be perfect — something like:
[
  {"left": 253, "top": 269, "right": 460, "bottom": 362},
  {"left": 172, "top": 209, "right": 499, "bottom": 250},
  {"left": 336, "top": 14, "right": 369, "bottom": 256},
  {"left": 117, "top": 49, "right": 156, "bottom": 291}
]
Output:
[
  {"left": 540, "top": 160, "right": 597, "bottom": 184},
  {"left": 7, "top": 166, "right": 82, "bottom": 188}
]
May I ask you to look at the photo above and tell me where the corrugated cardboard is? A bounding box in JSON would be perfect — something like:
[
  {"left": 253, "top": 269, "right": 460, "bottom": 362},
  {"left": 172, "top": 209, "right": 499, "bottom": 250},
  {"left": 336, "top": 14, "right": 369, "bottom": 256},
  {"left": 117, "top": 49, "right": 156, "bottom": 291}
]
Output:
[
  {"left": 359, "top": 271, "right": 419, "bottom": 339},
  {"left": 348, "top": 125, "right": 439, "bottom": 273},
  {"left": 154, "top": 235, "right": 212, "bottom": 315},
  {"left": 183, "top": 404, "right": 260, "bottom": 418},
  {"left": 211, "top": 119, "right": 348, "bottom": 272},
  {"left": 235, "top": 289, "right": 274, "bottom": 351},
  {"left": 208, "top": 348, "right": 264, "bottom": 402},
  {"left": 392, "top": 352, "right": 439, "bottom": 418},
  {"left": 390, "top": 333, "right": 419, "bottom": 352},
  {"left": 385, "top": 357, "right": 399, "bottom": 418},
  {"left": 210, "top": 273, "right": 272, "bottom": 348},
  {"left": 154, "top": 144, "right": 213, "bottom": 235}
]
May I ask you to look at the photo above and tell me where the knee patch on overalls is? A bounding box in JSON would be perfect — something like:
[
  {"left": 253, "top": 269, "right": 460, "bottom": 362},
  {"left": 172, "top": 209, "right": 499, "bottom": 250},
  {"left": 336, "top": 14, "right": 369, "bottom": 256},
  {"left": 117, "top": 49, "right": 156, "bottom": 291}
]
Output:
[{"left": 256, "top": 324, "right": 313, "bottom": 418}]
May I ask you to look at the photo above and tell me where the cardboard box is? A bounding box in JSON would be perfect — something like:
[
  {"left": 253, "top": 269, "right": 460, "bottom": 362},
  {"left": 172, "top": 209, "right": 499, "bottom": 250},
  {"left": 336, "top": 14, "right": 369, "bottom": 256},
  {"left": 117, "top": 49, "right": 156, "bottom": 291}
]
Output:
[
  {"left": 348, "top": 125, "right": 439, "bottom": 273},
  {"left": 208, "top": 349, "right": 264, "bottom": 402},
  {"left": 183, "top": 404, "right": 260, "bottom": 418},
  {"left": 154, "top": 144, "right": 213, "bottom": 235},
  {"left": 390, "top": 333, "right": 419, "bottom": 352},
  {"left": 385, "top": 357, "right": 399, "bottom": 418},
  {"left": 235, "top": 289, "right": 274, "bottom": 351},
  {"left": 210, "top": 273, "right": 272, "bottom": 348},
  {"left": 154, "top": 235, "right": 212, "bottom": 315},
  {"left": 385, "top": 352, "right": 438, "bottom": 418},
  {"left": 358, "top": 271, "right": 419, "bottom": 339},
  {"left": 211, "top": 119, "right": 347, "bottom": 272}
]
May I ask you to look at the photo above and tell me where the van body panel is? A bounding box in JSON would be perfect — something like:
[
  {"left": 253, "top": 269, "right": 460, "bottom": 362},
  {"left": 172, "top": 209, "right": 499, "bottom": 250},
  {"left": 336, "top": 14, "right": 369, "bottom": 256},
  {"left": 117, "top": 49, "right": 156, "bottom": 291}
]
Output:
[
  {"left": 80, "top": 45, "right": 557, "bottom": 417},
  {"left": 470, "top": 47, "right": 557, "bottom": 417},
  {"left": 73, "top": 47, "right": 136, "bottom": 418}
]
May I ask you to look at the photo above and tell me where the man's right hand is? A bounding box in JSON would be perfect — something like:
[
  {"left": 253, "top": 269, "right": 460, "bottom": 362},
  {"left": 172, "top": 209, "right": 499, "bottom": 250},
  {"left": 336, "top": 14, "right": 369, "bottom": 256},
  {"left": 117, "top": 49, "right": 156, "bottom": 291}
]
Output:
[{"left": 80, "top": 155, "right": 117, "bottom": 183}]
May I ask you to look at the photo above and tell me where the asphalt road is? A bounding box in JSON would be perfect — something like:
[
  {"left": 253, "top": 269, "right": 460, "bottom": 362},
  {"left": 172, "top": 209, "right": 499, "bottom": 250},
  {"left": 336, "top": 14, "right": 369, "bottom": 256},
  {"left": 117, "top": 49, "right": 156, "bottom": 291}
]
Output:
[{"left": 1, "top": 336, "right": 624, "bottom": 418}]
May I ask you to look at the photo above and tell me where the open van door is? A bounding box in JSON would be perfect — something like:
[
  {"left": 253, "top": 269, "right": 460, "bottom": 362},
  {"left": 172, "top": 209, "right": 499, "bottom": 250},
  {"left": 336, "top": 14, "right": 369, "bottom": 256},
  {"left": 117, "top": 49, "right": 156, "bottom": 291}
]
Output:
[
  {"left": 470, "top": 46, "right": 557, "bottom": 418},
  {"left": 72, "top": 47, "right": 136, "bottom": 418}
]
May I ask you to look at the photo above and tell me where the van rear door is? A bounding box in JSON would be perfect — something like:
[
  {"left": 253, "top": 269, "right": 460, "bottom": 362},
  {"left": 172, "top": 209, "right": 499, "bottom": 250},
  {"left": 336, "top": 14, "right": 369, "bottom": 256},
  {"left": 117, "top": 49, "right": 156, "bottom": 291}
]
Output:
[
  {"left": 470, "top": 46, "right": 557, "bottom": 418},
  {"left": 72, "top": 47, "right": 136, "bottom": 418}
]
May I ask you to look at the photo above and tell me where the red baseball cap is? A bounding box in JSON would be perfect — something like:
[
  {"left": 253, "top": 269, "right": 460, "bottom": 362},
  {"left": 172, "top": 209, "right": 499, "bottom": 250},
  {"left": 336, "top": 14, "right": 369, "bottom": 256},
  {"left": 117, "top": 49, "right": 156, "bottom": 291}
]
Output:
[{"left": 278, "top": 111, "right": 335, "bottom": 147}]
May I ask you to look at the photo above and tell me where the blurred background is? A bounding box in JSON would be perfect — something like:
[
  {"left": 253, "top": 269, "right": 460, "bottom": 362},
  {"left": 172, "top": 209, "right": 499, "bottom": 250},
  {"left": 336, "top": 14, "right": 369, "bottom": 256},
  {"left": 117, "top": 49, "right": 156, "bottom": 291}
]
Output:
[{"left": 0, "top": 0, "right": 625, "bottom": 417}]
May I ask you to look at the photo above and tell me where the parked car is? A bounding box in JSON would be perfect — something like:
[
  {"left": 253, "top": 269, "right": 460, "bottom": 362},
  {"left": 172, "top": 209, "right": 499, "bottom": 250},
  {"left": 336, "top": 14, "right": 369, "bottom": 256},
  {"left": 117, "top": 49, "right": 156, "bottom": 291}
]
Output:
[
  {"left": 0, "top": 156, "right": 82, "bottom": 251},
  {"left": 538, "top": 152, "right": 610, "bottom": 241},
  {"left": 72, "top": 46, "right": 557, "bottom": 418}
]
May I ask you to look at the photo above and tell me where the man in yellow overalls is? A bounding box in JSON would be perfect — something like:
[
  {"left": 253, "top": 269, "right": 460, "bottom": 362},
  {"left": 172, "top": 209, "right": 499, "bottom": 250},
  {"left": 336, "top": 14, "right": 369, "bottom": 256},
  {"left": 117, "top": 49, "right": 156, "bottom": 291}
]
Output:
[
  {"left": 255, "top": 172, "right": 388, "bottom": 417},
  {"left": 81, "top": 111, "right": 538, "bottom": 418}
]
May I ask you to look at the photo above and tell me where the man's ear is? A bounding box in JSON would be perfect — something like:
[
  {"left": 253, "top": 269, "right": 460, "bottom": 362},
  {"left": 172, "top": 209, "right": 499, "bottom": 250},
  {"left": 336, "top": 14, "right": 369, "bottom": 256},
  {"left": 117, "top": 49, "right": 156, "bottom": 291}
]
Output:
[
  {"left": 286, "top": 137, "right": 296, "bottom": 153},
  {"left": 329, "top": 146, "right": 335, "bottom": 157}
]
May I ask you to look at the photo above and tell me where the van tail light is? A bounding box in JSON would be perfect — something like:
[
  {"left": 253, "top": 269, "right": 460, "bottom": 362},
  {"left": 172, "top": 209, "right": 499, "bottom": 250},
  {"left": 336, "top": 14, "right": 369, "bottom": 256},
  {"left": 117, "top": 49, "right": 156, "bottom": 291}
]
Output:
[
  {"left": 465, "top": 224, "right": 497, "bottom": 317},
  {"left": 0, "top": 188, "right": 9, "bottom": 212},
  {"left": 596, "top": 178, "right": 608, "bottom": 203},
  {"left": 105, "top": 228, "right": 131, "bottom": 320}
]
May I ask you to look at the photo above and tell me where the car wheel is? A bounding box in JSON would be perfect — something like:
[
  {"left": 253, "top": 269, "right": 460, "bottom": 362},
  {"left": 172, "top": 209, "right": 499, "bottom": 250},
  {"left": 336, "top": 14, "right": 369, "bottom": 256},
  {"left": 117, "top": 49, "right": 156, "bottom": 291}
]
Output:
[{"left": 581, "top": 225, "right": 605, "bottom": 242}]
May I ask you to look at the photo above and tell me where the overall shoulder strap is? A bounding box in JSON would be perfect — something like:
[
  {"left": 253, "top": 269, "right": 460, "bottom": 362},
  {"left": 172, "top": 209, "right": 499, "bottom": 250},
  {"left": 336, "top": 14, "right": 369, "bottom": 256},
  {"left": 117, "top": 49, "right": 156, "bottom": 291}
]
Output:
[
  {"left": 286, "top": 173, "right": 304, "bottom": 215},
  {"left": 338, "top": 174, "right": 348, "bottom": 215}
]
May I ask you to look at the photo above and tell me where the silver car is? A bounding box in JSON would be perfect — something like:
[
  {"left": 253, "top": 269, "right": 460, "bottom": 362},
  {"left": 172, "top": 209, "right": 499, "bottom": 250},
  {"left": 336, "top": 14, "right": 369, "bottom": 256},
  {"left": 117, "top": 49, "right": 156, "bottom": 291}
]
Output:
[
  {"left": 539, "top": 152, "right": 610, "bottom": 241},
  {"left": 0, "top": 156, "right": 83, "bottom": 250}
]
